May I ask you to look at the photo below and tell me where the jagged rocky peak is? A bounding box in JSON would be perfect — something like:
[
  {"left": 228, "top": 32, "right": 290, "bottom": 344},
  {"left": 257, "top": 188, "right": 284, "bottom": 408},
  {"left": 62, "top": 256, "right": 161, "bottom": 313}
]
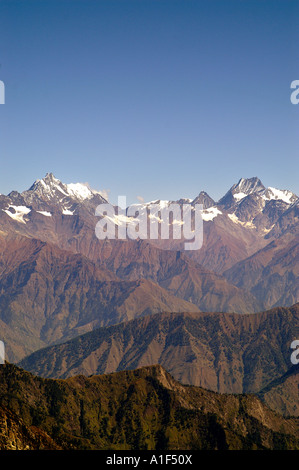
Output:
[
  {"left": 31, "top": 172, "right": 58, "bottom": 186},
  {"left": 23, "top": 173, "right": 106, "bottom": 205},
  {"left": 26, "top": 172, "right": 67, "bottom": 197},
  {"left": 218, "top": 177, "right": 265, "bottom": 208},
  {"left": 192, "top": 191, "right": 215, "bottom": 209},
  {"left": 226, "top": 177, "right": 297, "bottom": 205},
  {"left": 231, "top": 177, "right": 266, "bottom": 196},
  {"left": 40, "top": 172, "right": 57, "bottom": 184},
  {"left": 262, "top": 186, "right": 298, "bottom": 205}
]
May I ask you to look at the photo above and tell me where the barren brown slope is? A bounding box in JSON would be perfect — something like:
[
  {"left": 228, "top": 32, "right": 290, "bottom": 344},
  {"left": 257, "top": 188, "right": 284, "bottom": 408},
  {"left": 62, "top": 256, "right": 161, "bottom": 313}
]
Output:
[
  {"left": 1, "top": 363, "right": 299, "bottom": 450},
  {"left": 224, "top": 232, "right": 299, "bottom": 309},
  {"left": 81, "top": 239, "right": 262, "bottom": 314},
  {"left": 185, "top": 213, "right": 267, "bottom": 273},
  {"left": 258, "top": 366, "right": 299, "bottom": 417},
  {"left": 20, "top": 304, "right": 299, "bottom": 396},
  {"left": 0, "top": 234, "right": 199, "bottom": 362}
]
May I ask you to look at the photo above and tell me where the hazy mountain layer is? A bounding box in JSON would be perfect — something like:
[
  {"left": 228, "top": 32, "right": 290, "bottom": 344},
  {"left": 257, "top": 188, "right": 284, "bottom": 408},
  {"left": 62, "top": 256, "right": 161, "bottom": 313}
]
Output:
[
  {"left": 20, "top": 304, "right": 299, "bottom": 399},
  {"left": 0, "top": 234, "right": 199, "bottom": 362}
]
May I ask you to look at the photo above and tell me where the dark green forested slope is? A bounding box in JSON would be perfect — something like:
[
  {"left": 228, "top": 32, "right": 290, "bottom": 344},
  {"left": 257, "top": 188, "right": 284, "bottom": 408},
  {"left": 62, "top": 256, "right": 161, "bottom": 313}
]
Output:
[{"left": 0, "top": 363, "right": 298, "bottom": 450}]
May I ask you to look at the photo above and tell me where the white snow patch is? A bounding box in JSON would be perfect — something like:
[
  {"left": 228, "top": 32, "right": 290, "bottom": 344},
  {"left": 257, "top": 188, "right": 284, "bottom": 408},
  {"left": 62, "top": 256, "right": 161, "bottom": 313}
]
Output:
[
  {"left": 56, "top": 186, "right": 69, "bottom": 196},
  {"left": 2, "top": 205, "right": 31, "bottom": 224},
  {"left": 36, "top": 211, "right": 52, "bottom": 217},
  {"left": 146, "top": 200, "right": 170, "bottom": 209},
  {"left": 112, "top": 214, "right": 135, "bottom": 226},
  {"left": 33, "top": 177, "right": 68, "bottom": 198},
  {"left": 62, "top": 209, "right": 74, "bottom": 215},
  {"left": 66, "top": 183, "right": 93, "bottom": 201},
  {"left": 39, "top": 179, "right": 48, "bottom": 188},
  {"left": 233, "top": 192, "right": 247, "bottom": 201},
  {"left": 262, "top": 224, "right": 275, "bottom": 234},
  {"left": 263, "top": 187, "right": 295, "bottom": 204},
  {"left": 228, "top": 213, "right": 256, "bottom": 229},
  {"left": 201, "top": 207, "right": 222, "bottom": 221},
  {"left": 228, "top": 213, "right": 239, "bottom": 224}
]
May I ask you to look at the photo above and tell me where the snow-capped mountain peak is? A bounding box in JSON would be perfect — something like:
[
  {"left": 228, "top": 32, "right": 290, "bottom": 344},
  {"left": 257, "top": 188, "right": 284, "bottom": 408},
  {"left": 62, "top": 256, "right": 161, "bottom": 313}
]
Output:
[
  {"left": 218, "top": 177, "right": 265, "bottom": 207},
  {"left": 217, "top": 177, "right": 298, "bottom": 211},
  {"left": 231, "top": 177, "right": 265, "bottom": 197},
  {"left": 262, "top": 187, "right": 297, "bottom": 204},
  {"left": 65, "top": 182, "right": 103, "bottom": 201},
  {"left": 23, "top": 173, "right": 106, "bottom": 205},
  {"left": 27, "top": 173, "right": 69, "bottom": 199}
]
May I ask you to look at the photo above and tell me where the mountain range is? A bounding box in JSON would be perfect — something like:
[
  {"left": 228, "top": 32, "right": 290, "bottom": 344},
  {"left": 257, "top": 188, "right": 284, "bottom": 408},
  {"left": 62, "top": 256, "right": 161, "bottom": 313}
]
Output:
[
  {"left": 0, "top": 362, "right": 298, "bottom": 450},
  {"left": 1, "top": 174, "right": 298, "bottom": 274},
  {"left": 0, "top": 173, "right": 298, "bottom": 449},
  {"left": 19, "top": 304, "right": 299, "bottom": 411},
  {"left": 0, "top": 173, "right": 297, "bottom": 363}
]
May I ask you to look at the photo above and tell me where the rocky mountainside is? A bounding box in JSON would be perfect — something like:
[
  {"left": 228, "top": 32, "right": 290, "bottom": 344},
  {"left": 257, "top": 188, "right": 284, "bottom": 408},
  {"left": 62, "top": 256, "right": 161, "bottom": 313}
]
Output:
[
  {"left": 224, "top": 231, "right": 299, "bottom": 309},
  {"left": 4, "top": 172, "right": 107, "bottom": 214},
  {"left": 187, "top": 178, "right": 298, "bottom": 273},
  {"left": 0, "top": 363, "right": 298, "bottom": 450},
  {"left": 20, "top": 304, "right": 299, "bottom": 400},
  {"left": 0, "top": 406, "right": 60, "bottom": 450},
  {"left": 0, "top": 174, "right": 298, "bottom": 278},
  {"left": 258, "top": 366, "right": 299, "bottom": 417},
  {"left": 0, "top": 173, "right": 298, "bottom": 424},
  {"left": 85, "top": 239, "right": 261, "bottom": 312}
]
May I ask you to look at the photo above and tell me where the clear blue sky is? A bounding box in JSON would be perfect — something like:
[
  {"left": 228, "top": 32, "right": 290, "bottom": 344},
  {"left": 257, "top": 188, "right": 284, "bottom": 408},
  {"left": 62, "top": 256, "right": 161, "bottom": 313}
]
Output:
[{"left": 0, "top": 0, "right": 298, "bottom": 205}]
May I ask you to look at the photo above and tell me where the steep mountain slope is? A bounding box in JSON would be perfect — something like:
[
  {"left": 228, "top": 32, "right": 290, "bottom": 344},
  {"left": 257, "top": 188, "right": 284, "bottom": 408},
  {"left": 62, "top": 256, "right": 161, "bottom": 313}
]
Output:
[
  {"left": 0, "top": 363, "right": 298, "bottom": 450},
  {"left": 20, "top": 304, "right": 299, "bottom": 396},
  {"left": 0, "top": 231, "right": 264, "bottom": 363},
  {"left": 188, "top": 177, "right": 298, "bottom": 274},
  {"left": 224, "top": 232, "right": 299, "bottom": 309},
  {"left": 185, "top": 217, "right": 262, "bottom": 274},
  {"left": 258, "top": 366, "right": 299, "bottom": 417},
  {"left": 173, "top": 177, "right": 298, "bottom": 273},
  {"left": 0, "top": 406, "right": 60, "bottom": 450},
  {"left": 191, "top": 190, "right": 215, "bottom": 209},
  {"left": 86, "top": 239, "right": 261, "bottom": 313}
]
